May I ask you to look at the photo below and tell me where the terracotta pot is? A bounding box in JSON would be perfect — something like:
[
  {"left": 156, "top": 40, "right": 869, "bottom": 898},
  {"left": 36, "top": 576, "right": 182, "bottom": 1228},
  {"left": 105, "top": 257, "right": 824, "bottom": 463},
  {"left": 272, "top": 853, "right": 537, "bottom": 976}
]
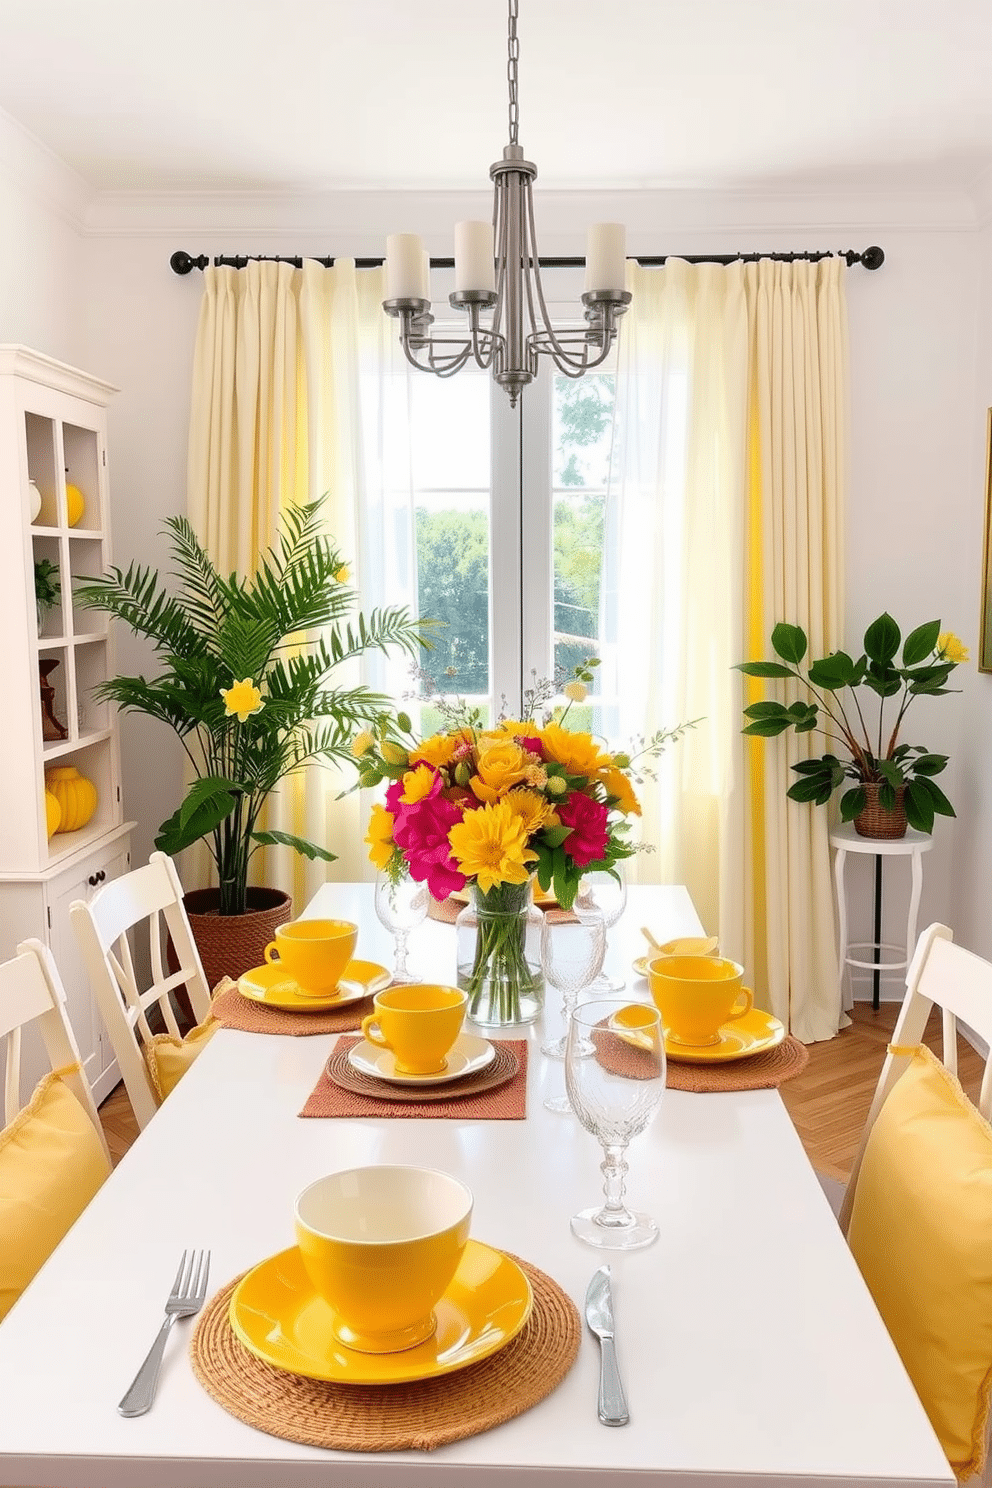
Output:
[
  {"left": 854, "top": 782, "right": 907, "bottom": 840},
  {"left": 174, "top": 886, "right": 293, "bottom": 1000}
]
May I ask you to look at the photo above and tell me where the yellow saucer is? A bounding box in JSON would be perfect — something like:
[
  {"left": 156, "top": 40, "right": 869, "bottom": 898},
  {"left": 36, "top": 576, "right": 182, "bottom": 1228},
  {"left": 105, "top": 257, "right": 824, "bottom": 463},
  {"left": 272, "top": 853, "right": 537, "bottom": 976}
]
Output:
[
  {"left": 236, "top": 959, "right": 391, "bottom": 1012},
  {"left": 663, "top": 1007, "right": 785, "bottom": 1064},
  {"left": 229, "top": 1240, "right": 533, "bottom": 1384}
]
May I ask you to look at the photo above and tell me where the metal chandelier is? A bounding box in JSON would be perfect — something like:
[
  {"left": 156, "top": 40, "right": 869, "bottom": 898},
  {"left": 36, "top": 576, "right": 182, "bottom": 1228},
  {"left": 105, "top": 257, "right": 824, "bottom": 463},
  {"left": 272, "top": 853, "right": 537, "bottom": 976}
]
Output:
[{"left": 382, "top": 0, "right": 631, "bottom": 407}]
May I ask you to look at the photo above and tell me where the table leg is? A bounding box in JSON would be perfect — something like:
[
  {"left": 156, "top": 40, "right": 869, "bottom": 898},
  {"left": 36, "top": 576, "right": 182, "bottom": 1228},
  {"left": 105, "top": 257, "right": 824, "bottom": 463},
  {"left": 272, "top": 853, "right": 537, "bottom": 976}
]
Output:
[
  {"left": 872, "top": 854, "right": 882, "bottom": 1011},
  {"left": 834, "top": 846, "right": 850, "bottom": 1011}
]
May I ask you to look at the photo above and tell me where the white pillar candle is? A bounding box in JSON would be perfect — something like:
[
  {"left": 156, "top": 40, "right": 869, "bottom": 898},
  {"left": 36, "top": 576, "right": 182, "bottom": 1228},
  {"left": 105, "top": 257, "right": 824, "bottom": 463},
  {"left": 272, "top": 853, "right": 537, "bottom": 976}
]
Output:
[
  {"left": 584, "top": 222, "right": 627, "bottom": 295},
  {"left": 422, "top": 250, "right": 431, "bottom": 304},
  {"left": 386, "top": 233, "right": 427, "bottom": 300},
  {"left": 454, "top": 220, "right": 496, "bottom": 293}
]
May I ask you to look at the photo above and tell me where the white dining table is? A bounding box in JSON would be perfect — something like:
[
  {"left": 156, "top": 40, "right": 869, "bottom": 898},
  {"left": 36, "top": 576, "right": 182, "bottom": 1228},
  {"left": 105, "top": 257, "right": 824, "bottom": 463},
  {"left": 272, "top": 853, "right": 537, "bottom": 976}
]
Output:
[{"left": 0, "top": 883, "right": 953, "bottom": 1488}]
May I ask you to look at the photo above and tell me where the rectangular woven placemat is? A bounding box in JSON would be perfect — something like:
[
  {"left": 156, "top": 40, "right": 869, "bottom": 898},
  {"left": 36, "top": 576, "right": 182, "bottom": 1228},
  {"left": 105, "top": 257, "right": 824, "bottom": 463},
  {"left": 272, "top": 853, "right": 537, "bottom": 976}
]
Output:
[{"left": 300, "top": 1037, "right": 528, "bottom": 1120}]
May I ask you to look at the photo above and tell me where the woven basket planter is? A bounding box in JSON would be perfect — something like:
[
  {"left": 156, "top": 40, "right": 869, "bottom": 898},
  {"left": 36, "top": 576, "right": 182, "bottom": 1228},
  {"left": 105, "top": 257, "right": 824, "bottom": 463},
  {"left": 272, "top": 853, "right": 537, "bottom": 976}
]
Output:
[
  {"left": 854, "top": 782, "right": 908, "bottom": 840},
  {"left": 172, "top": 887, "right": 293, "bottom": 1002}
]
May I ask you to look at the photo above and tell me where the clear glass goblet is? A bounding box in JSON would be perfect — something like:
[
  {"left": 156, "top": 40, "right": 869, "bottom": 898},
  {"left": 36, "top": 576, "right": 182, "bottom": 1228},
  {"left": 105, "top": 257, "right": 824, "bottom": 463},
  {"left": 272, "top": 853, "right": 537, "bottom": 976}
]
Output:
[
  {"left": 374, "top": 872, "right": 429, "bottom": 984},
  {"left": 575, "top": 867, "right": 628, "bottom": 992},
  {"left": 540, "top": 908, "right": 607, "bottom": 1113},
  {"left": 565, "top": 996, "right": 666, "bottom": 1249}
]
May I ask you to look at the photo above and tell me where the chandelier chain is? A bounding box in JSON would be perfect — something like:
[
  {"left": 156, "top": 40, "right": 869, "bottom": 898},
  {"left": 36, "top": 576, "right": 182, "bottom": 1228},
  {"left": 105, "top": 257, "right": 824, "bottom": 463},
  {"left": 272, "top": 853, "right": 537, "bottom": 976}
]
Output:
[{"left": 507, "top": 0, "right": 519, "bottom": 146}]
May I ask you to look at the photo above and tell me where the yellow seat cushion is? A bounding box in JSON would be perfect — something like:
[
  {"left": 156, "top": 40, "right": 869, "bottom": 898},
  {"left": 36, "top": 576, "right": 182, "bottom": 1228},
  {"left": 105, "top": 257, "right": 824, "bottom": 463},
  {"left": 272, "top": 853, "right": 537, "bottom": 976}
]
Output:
[
  {"left": 847, "top": 1044, "right": 992, "bottom": 1480},
  {"left": 144, "top": 1017, "right": 218, "bottom": 1102},
  {"left": 0, "top": 1067, "right": 111, "bottom": 1321}
]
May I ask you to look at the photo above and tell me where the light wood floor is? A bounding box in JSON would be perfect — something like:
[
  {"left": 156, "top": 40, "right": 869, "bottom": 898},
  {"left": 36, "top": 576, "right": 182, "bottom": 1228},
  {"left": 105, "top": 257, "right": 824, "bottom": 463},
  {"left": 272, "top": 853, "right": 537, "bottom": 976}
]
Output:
[{"left": 97, "top": 1001, "right": 988, "bottom": 1175}]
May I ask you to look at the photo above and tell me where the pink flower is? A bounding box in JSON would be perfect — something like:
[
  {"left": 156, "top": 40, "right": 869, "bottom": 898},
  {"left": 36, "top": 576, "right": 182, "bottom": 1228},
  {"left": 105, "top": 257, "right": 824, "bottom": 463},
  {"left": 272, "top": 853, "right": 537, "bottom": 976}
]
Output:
[
  {"left": 518, "top": 735, "right": 544, "bottom": 758},
  {"left": 393, "top": 774, "right": 466, "bottom": 898},
  {"left": 558, "top": 792, "right": 610, "bottom": 867}
]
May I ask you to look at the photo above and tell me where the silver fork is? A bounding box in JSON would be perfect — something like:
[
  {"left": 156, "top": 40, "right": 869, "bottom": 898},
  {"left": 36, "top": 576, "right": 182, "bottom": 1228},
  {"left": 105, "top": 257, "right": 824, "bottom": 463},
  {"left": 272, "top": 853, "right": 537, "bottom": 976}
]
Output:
[{"left": 118, "top": 1249, "right": 211, "bottom": 1417}]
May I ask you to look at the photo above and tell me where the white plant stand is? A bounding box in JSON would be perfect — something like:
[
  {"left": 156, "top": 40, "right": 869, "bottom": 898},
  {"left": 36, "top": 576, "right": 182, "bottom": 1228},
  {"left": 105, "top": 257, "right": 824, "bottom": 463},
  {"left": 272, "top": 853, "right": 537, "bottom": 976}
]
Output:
[{"left": 830, "top": 822, "right": 933, "bottom": 1010}]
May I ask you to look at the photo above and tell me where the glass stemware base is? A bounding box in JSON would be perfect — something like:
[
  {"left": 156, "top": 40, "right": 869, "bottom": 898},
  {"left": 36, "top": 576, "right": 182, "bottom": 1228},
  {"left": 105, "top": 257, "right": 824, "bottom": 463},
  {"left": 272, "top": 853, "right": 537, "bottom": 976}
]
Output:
[
  {"left": 544, "top": 1091, "right": 573, "bottom": 1114},
  {"left": 570, "top": 1206, "right": 659, "bottom": 1250}
]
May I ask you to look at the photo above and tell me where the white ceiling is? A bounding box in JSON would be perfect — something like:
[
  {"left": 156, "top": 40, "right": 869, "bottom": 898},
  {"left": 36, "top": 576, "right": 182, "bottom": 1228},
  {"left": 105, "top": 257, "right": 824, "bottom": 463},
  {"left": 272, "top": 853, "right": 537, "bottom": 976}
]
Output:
[{"left": 0, "top": 0, "right": 990, "bottom": 198}]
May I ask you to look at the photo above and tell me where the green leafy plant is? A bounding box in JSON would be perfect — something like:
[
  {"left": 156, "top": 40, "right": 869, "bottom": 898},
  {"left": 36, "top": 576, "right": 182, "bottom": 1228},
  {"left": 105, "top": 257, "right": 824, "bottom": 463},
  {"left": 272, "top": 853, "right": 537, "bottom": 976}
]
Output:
[
  {"left": 34, "top": 557, "right": 60, "bottom": 611},
  {"left": 735, "top": 614, "right": 968, "bottom": 833},
  {"left": 74, "top": 499, "right": 431, "bottom": 915}
]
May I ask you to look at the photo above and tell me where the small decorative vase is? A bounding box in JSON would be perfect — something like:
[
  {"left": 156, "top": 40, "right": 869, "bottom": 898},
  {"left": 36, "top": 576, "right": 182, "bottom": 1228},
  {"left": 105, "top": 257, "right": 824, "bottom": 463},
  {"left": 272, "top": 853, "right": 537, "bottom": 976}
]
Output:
[
  {"left": 854, "top": 781, "right": 908, "bottom": 840},
  {"left": 45, "top": 765, "right": 97, "bottom": 833},
  {"left": 455, "top": 878, "right": 544, "bottom": 1027}
]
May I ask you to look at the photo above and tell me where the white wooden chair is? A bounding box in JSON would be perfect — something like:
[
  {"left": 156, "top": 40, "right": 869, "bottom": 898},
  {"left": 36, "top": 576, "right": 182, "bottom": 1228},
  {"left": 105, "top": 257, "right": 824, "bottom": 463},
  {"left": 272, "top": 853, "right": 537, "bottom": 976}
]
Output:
[
  {"left": 69, "top": 851, "right": 212, "bottom": 1131},
  {"left": 1, "top": 938, "right": 109, "bottom": 1160},
  {"left": 839, "top": 921, "right": 992, "bottom": 1234}
]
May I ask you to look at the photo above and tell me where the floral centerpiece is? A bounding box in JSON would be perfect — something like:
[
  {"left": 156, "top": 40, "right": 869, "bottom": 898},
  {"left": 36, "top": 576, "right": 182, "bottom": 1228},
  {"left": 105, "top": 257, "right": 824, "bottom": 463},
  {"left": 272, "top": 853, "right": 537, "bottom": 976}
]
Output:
[
  {"left": 736, "top": 613, "right": 968, "bottom": 837},
  {"left": 355, "top": 666, "right": 691, "bottom": 1023}
]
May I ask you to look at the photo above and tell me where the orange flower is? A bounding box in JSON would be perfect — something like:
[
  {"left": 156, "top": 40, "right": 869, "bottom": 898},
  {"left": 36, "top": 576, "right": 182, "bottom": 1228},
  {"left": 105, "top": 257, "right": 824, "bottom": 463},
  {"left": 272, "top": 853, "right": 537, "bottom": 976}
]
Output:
[{"left": 539, "top": 722, "right": 612, "bottom": 778}]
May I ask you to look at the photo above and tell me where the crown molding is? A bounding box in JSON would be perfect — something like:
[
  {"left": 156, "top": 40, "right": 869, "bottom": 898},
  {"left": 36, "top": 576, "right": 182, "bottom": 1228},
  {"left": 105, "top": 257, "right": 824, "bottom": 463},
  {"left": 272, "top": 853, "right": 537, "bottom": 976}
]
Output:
[
  {"left": 0, "top": 105, "right": 92, "bottom": 229},
  {"left": 81, "top": 182, "right": 981, "bottom": 246}
]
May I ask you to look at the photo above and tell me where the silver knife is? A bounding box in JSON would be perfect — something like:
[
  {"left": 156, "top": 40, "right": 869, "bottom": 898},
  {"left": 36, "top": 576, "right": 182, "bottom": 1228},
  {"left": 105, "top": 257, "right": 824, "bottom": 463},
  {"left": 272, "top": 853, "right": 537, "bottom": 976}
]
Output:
[{"left": 584, "top": 1264, "right": 629, "bottom": 1426}]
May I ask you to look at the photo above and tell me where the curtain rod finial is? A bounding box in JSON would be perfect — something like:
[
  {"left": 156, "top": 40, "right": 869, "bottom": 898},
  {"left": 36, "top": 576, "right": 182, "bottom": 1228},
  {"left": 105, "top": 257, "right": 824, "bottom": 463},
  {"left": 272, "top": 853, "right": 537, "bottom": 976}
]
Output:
[{"left": 170, "top": 250, "right": 208, "bottom": 276}]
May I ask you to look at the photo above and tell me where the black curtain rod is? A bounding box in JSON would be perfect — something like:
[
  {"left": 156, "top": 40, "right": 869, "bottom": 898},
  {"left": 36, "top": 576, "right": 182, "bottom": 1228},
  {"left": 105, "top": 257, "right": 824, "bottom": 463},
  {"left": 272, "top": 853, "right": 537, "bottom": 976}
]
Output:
[{"left": 170, "top": 245, "right": 885, "bottom": 275}]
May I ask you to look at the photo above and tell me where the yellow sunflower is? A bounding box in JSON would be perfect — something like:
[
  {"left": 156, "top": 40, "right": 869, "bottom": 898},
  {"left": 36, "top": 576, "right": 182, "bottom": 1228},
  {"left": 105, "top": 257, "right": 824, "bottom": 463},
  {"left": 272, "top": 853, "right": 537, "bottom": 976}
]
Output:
[
  {"left": 449, "top": 800, "right": 538, "bottom": 893},
  {"left": 504, "top": 786, "right": 559, "bottom": 836},
  {"left": 364, "top": 803, "right": 396, "bottom": 870},
  {"left": 220, "top": 678, "right": 264, "bottom": 722}
]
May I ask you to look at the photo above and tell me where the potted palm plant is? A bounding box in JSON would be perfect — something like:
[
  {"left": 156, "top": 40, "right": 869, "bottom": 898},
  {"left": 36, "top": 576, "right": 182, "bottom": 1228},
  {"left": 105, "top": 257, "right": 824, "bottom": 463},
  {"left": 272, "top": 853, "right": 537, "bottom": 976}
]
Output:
[
  {"left": 735, "top": 613, "right": 968, "bottom": 838},
  {"left": 75, "top": 499, "right": 429, "bottom": 984}
]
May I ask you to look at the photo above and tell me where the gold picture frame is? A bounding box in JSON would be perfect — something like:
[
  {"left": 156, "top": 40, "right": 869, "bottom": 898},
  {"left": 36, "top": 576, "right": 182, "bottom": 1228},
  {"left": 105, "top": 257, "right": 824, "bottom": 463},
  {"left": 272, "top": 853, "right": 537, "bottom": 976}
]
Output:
[{"left": 982, "top": 408, "right": 992, "bottom": 673}]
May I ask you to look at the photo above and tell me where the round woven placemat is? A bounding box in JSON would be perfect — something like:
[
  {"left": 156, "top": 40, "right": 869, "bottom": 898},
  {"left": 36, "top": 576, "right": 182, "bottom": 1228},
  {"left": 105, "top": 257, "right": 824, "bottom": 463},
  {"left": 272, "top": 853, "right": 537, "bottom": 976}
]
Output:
[
  {"left": 189, "top": 1255, "right": 580, "bottom": 1453},
  {"left": 325, "top": 1040, "right": 520, "bottom": 1103},
  {"left": 665, "top": 1034, "right": 809, "bottom": 1092}
]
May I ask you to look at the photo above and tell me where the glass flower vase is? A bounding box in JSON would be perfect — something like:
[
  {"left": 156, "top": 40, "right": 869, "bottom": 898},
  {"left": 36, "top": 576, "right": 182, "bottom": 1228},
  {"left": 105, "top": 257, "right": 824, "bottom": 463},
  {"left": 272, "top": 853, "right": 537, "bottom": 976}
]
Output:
[{"left": 455, "top": 879, "right": 545, "bottom": 1027}]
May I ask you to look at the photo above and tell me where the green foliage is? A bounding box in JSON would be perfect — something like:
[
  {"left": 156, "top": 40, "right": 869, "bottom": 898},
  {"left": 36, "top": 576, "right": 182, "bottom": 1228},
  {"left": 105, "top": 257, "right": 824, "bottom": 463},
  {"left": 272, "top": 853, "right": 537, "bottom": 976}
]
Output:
[
  {"left": 735, "top": 613, "right": 967, "bottom": 833},
  {"left": 74, "top": 498, "right": 431, "bottom": 914},
  {"left": 34, "top": 558, "right": 60, "bottom": 610}
]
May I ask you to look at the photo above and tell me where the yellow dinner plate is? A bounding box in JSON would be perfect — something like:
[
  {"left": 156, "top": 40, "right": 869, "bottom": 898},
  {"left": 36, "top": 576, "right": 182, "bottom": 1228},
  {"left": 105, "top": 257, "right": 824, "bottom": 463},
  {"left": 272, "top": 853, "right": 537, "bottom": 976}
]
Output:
[
  {"left": 229, "top": 1240, "right": 533, "bottom": 1384},
  {"left": 236, "top": 959, "right": 391, "bottom": 1012},
  {"left": 663, "top": 1007, "right": 786, "bottom": 1064}
]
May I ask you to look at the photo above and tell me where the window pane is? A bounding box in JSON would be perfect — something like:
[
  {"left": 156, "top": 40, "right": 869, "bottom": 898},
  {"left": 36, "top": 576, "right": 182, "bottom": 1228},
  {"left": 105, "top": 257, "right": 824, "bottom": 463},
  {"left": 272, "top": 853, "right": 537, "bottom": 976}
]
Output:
[
  {"left": 552, "top": 374, "right": 615, "bottom": 687},
  {"left": 410, "top": 369, "right": 491, "bottom": 706}
]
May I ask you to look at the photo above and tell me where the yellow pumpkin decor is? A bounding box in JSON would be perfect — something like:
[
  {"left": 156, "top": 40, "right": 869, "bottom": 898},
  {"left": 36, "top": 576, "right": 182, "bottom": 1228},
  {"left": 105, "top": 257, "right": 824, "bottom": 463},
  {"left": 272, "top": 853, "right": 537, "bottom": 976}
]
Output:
[
  {"left": 65, "top": 483, "right": 85, "bottom": 527},
  {"left": 45, "top": 766, "right": 97, "bottom": 833},
  {"left": 44, "top": 790, "right": 61, "bottom": 838}
]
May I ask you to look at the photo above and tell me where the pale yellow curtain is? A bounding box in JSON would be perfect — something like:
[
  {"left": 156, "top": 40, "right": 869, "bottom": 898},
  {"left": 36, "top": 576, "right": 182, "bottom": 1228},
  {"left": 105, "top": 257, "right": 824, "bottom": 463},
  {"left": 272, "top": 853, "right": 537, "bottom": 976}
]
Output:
[
  {"left": 612, "top": 256, "right": 847, "bottom": 1040},
  {"left": 727, "top": 257, "right": 848, "bottom": 1043},
  {"left": 185, "top": 257, "right": 383, "bottom": 907}
]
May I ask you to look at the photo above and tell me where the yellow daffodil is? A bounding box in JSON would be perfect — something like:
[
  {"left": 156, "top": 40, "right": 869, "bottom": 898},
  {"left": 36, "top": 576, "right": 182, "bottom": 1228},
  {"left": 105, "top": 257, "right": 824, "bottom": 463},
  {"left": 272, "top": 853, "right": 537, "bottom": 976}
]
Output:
[
  {"left": 937, "top": 632, "right": 969, "bottom": 664},
  {"left": 400, "top": 764, "right": 437, "bottom": 804},
  {"left": 563, "top": 680, "right": 588, "bottom": 703},
  {"left": 539, "top": 722, "right": 611, "bottom": 778},
  {"left": 334, "top": 564, "right": 350, "bottom": 583},
  {"left": 601, "top": 766, "right": 641, "bottom": 816},
  {"left": 220, "top": 678, "right": 264, "bottom": 722},
  {"left": 350, "top": 729, "right": 375, "bottom": 758},
  {"left": 365, "top": 803, "right": 396, "bottom": 870},
  {"left": 411, "top": 731, "right": 470, "bottom": 769},
  {"left": 504, "top": 786, "right": 559, "bottom": 835},
  {"left": 470, "top": 740, "right": 530, "bottom": 803},
  {"left": 449, "top": 799, "right": 538, "bottom": 893}
]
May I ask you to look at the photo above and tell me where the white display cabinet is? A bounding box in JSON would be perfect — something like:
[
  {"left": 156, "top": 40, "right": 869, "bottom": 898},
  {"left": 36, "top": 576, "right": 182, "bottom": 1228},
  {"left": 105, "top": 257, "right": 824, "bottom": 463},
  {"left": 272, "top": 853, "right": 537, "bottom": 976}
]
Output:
[{"left": 0, "top": 345, "right": 133, "bottom": 1102}]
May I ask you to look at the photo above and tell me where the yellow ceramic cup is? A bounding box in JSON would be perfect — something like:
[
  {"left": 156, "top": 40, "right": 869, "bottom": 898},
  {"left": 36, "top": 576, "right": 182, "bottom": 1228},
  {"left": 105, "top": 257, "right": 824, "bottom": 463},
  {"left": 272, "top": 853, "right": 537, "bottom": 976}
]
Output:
[
  {"left": 647, "top": 954, "right": 754, "bottom": 1047},
  {"left": 361, "top": 984, "right": 467, "bottom": 1075},
  {"left": 263, "top": 918, "right": 358, "bottom": 996},
  {"left": 295, "top": 1165, "right": 473, "bottom": 1353}
]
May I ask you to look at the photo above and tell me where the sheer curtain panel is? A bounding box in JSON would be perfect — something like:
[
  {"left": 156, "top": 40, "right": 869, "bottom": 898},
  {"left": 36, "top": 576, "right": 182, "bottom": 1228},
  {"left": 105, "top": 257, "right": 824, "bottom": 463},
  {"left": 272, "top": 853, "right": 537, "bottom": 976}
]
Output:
[{"left": 610, "top": 257, "right": 847, "bottom": 1039}]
